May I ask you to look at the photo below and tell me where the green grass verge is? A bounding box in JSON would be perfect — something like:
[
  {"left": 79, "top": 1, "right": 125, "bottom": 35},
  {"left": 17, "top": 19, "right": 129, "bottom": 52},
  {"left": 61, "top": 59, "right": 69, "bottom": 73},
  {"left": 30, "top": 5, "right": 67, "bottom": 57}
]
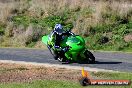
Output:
[
  {"left": 0, "top": 71, "right": 131, "bottom": 88},
  {"left": 0, "top": 79, "right": 131, "bottom": 88},
  {"left": 91, "top": 71, "right": 132, "bottom": 80}
]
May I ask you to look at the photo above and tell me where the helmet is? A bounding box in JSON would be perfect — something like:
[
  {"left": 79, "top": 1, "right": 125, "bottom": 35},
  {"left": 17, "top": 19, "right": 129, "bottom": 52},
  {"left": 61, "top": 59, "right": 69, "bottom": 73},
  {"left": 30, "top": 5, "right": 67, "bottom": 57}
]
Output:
[
  {"left": 54, "top": 24, "right": 64, "bottom": 35},
  {"left": 54, "top": 24, "right": 63, "bottom": 30}
]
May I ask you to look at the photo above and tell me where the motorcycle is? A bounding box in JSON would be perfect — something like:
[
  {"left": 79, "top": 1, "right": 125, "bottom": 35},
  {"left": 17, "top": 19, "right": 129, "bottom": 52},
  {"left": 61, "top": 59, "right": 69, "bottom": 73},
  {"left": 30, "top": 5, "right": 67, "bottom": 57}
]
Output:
[{"left": 42, "top": 30, "right": 95, "bottom": 63}]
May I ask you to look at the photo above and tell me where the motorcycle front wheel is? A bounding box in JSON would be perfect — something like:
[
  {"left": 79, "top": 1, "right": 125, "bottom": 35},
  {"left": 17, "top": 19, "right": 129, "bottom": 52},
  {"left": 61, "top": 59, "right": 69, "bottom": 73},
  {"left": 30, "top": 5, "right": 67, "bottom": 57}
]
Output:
[
  {"left": 47, "top": 45, "right": 58, "bottom": 60},
  {"left": 84, "top": 50, "right": 95, "bottom": 64}
]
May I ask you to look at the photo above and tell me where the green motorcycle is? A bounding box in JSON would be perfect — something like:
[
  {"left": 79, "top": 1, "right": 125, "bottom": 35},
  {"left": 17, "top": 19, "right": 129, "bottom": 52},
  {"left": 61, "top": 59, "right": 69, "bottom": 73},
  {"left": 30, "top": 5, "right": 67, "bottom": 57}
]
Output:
[{"left": 42, "top": 31, "right": 95, "bottom": 63}]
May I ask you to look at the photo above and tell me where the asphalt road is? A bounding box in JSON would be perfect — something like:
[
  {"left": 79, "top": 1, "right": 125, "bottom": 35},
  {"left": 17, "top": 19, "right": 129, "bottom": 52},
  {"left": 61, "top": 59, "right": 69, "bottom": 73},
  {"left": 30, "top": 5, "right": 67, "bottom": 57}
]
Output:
[{"left": 0, "top": 48, "right": 132, "bottom": 72}]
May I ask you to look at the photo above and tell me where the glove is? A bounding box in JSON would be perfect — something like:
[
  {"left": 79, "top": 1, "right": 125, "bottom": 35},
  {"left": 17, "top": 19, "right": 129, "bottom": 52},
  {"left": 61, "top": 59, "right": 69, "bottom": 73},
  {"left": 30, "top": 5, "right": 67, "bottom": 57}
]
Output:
[
  {"left": 54, "top": 45, "right": 60, "bottom": 48},
  {"left": 54, "top": 45, "right": 61, "bottom": 51},
  {"left": 62, "top": 46, "right": 71, "bottom": 52}
]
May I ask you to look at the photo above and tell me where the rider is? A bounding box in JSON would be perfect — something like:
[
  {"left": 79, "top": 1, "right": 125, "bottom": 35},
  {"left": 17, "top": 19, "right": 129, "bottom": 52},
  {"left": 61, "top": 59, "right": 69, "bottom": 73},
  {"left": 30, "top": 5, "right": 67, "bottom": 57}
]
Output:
[{"left": 50, "top": 24, "right": 74, "bottom": 53}]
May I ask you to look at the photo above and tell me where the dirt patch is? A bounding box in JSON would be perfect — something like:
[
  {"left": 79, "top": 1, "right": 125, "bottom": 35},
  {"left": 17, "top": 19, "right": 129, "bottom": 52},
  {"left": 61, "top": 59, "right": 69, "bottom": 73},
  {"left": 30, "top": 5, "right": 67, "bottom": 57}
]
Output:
[
  {"left": 0, "top": 63, "right": 82, "bottom": 83},
  {"left": 34, "top": 41, "right": 47, "bottom": 48},
  {"left": 124, "top": 34, "right": 132, "bottom": 42}
]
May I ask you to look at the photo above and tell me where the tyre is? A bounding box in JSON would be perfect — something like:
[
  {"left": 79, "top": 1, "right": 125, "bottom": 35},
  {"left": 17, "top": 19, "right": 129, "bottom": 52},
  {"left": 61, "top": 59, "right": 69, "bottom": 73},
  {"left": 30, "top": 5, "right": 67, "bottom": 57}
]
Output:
[
  {"left": 47, "top": 45, "right": 58, "bottom": 60},
  {"left": 57, "top": 51, "right": 66, "bottom": 62},
  {"left": 47, "top": 45, "right": 68, "bottom": 63},
  {"left": 57, "top": 57, "right": 64, "bottom": 62},
  {"left": 84, "top": 50, "right": 95, "bottom": 63}
]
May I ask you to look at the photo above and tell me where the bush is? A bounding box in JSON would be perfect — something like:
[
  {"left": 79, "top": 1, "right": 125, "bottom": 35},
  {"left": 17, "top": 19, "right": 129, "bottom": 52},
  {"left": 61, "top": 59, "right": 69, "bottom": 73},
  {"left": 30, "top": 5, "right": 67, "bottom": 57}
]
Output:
[
  {"left": 98, "top": 36, "right": 109, "bottom": 44},
  {"left": 12, "top": 15, "right": 73, "bottom": 30},
  {"left": 12, "top": 15, "right": 30, "bottom": 27},
  {"left": 39, "top": 15, "right": 73, "bottom": 30},
  {"left": 0, "top": 24, "right": 5, "bottom": 35},
  {"left": 0, "top": 27, "right": 4, "bottom": 35}
]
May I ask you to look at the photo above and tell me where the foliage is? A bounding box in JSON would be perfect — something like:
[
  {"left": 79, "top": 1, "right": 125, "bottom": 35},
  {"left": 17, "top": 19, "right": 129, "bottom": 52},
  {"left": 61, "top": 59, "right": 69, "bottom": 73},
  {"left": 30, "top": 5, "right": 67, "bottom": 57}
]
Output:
[
  {"left": 0, "top": 27, "right": 4, "bottom": 35},
  {"left": 39, "top": 15, "right": 73, "bottom": 30},
  {"left": 0, "top": 24, "right": 5, "bottom": 35},
  {"left": 12, "top": 15, "right": 30, "bottom": 27},
  {"left": 0, "top": 0, "right": 132, "bottom": 51},
  {"left": 12, "top": 15, "right": 73, "bottom": 30}
]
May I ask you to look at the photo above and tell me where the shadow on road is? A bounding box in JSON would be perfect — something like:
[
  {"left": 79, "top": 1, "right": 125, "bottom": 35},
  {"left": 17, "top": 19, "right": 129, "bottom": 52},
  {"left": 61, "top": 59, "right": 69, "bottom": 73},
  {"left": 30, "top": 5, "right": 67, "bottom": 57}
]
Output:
[
  {"left": 69, "top": 61, "right": 122, "bottom": 64},
  {"left": 94, "top": 61, "right": 122, "bottom": 64}
]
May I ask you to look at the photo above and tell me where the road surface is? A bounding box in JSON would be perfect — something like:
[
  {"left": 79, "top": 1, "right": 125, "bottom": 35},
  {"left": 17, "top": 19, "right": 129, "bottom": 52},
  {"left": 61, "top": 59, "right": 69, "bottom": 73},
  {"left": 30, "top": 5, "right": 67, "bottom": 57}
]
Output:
[{"left": 0, "top": 48, "right": 132, "bottom": 72}]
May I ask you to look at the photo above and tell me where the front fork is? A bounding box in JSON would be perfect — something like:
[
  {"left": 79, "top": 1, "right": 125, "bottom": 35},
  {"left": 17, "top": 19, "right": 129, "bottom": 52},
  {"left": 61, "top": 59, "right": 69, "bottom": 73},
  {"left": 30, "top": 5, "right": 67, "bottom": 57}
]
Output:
[{"left": 80, "top": 48, "right": 88, "bottom": 59}]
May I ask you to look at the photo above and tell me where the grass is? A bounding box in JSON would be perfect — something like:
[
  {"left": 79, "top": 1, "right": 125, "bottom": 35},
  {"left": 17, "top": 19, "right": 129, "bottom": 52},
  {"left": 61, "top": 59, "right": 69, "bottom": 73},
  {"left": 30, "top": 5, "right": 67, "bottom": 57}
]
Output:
[
  {"left": 0, "top": 0, "right": 132, "bottom": 51},
  {"left": 91, "top": 71, "right": 132, "bottom": 80},
  {"left": 0, "top": 80, "right": 130, "bottom": 88},
  {"left": 0, "top": 80, "right": 82, "bottom": 88},
  {"left": 0, "top": 71, "right": 131, "bottom": 88}
]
